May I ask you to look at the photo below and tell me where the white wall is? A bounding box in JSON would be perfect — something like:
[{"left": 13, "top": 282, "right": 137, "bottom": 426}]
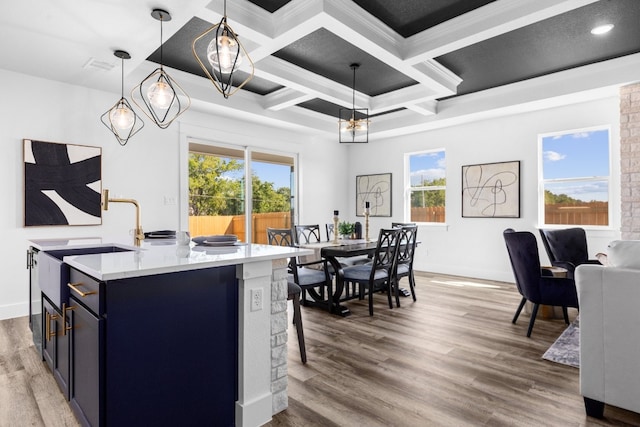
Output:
[
  {"left": 1, "top": 69, "right": 346, "bottom": 320},
  {"left": 348, "top": 97, "right": 621, "bottom": 282}
]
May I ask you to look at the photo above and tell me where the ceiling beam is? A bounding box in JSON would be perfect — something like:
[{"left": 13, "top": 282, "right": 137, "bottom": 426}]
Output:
[{"left": 403, "top": 0, "right": 601, "bottom": 63}]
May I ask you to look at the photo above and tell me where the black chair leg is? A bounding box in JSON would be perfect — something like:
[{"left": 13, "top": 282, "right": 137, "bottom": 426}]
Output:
[
  {"left": 387, "top": 281, "right": 394, "bottom": 309},
  {"left": 368, "top": 284, "right": 374, "bottom": 316},
  {"left": 512, "top": 297, "right": 527, "bottom": 323},
  {"left": 394, "top": 279, "right": 401, "bottom": 308},
  {"left": 409, "top": 272, "right": 417, "bottom": 302},
  {"left": 292, "top": 293, "right": 307, "bottom": 364},
  {"left": 526, "top": 304, "right": 539, "bottom": 337},
  {"left": 562, "top": 306, "right": 569, "bottom": 324},
  {"left": 584, "top": 397, "right": 605, "bottom": 418}
]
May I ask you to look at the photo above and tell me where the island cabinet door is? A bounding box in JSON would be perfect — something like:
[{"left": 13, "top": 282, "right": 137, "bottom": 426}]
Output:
[
  {"left": 42, "top": 296, "right": 70, "bottom": 399},
  {"left": 69, "top": 296, "right": 103, "bottom": 427}
]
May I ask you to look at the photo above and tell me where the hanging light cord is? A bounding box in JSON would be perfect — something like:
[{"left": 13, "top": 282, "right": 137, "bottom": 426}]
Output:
[
  {"left": 120, "top": 56, "right": 124, "bottom": 98},
  {"left": 352, "top": 66, "right": 356, "bottom": 110},
  {"left": 159, "top": 13, "right": 164, "bottom": 70}
]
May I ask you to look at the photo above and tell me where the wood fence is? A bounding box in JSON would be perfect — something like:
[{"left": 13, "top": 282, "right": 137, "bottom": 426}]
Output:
[
  {"left": 410, "top": 207, "right": 446, "bottom": 223},
  {"left": 544, "top": 202, "right": 608, "bottom": 226},
  {"left": 189, "top": 212, "right": 291, "bottom": 244},
  {"left": 411, "top": 202, "right": 608, "bottom": 225}
]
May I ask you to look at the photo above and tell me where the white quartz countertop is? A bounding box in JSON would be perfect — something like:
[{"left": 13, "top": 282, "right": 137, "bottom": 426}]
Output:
[{"left": 29, "top": 237, "right": 310, "bottom": 281}]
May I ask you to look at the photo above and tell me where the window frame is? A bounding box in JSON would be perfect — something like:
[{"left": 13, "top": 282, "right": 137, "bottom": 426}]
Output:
[
  {"left": 537, "top": 125, "right": 612, "bottom": 230},
  {"left": 404, "top": 148, "right": 447, "bottom": 225}
]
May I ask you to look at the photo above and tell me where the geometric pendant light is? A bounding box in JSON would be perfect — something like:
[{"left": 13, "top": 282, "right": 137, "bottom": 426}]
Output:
[
  {"left": 132, "top": 9, "right": 190, "bottom": 129},
  {"left": 338, "top": 63, "right": 370, "bottom": 143},
  {"left": 100, "top": 50, "right": 144, "bottom": 146},
  {"left": 191, "top": 0, "right": 254, "bottom": 99}
]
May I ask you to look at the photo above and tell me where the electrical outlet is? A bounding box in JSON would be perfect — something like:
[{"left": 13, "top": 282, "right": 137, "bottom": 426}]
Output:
[{"left": 250, "top": 288, "right": 263, "bottom": 312}]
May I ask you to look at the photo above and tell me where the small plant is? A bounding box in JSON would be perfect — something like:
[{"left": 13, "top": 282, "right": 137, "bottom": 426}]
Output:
[{"left": 338, "top": 221, "right": 355, "bottom": 237}]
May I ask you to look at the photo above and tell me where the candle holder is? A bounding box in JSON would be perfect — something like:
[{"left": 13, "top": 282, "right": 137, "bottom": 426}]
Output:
[
  {"left": 333, "top": 214, "right": 339, "bottom": 244},
  {"left": 364, "top": 211, "right": 370, "bottom": 241},
  {"left": 364, "top": 202, "right": 370, "bottom": 241}
]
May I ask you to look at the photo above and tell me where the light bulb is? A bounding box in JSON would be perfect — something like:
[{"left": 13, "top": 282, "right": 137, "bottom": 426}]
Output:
[
  {"left": 147, "top": 80, "right": 173, "bottom": 110},
  {"left": 110, "top": 102, "right": 135, "bottom": 131},
  {"left": 207, "top": 31, "right": 242, "bottom": 74}
]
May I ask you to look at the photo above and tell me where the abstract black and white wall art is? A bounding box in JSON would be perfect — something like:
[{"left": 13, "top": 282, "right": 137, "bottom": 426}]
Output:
[
  {"left": 356, "top": 173, "right": 392, "bottom": 217},
  {"left": 461, "top": 160, "right": 520, "bottom": 218},
  {"left": 24, "top": 139, "right": 102, "bottom": 226}
]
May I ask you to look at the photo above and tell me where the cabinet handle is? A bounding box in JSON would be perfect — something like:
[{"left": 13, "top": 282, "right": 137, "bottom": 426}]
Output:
[
  {"left": 62, "top": 303, "right": 75, "bottom": 336},
  {"left": 46, "top": 312, "right": 59, "bottom": 341},
  {"left": 68, "top": 282, "right": 97, "bottom": 297}
]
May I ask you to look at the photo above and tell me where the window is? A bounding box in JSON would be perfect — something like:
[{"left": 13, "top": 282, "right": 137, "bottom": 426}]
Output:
[
  {"left": 405, "top": 149, "right": 446, "bottom": 223},
  {"left": 539, "top": 127, "right": 610, "bottom": 226},
  {"left": 188, "top": 142, "right": 296, "bottom": 243}
]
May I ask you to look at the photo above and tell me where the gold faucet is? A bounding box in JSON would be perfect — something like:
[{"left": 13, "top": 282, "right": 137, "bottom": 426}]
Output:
[{"left": 101, "top": 189, "right": 144, "bottom": 246}]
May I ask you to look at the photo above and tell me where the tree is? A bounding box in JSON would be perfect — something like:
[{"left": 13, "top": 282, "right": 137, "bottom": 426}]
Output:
[
  {"left": 189, "top": 153, "right": 291, "bottom": 215},
  {"left": 189, "top": 154, "right": 243, "bottom": 215},
  {"left": 251, "top": 175, "right": 290, "bottom": 213},
  {"left": 544, "top": 190, "right": 581, "bottom": 204},
  {"left": 411, "top": 177, "right": 446, "bottom": 207}
]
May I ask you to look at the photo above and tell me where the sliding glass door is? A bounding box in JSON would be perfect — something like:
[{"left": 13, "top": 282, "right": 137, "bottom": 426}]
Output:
[{"left": 188, "top": 142, "right": 296, "bottom": 243}]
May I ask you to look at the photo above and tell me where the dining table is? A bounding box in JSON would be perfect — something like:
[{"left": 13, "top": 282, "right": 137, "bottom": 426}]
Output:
[{"left": 298, "top": 238, "right": 413, "bottom": 316}]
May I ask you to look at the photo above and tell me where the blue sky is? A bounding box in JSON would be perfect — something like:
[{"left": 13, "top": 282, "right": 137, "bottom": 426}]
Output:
[
  {"left": 252, "top": 162, "right": 291, "bottom": 189},
  {"left": 220, "top": 158, "right": 291, "bottom": 190},
  {"left": 409, "top": 150, "right": 446, "bottom": 186},
  {"left": 542, "top": 129, "right": 609, "bottom": 201}
]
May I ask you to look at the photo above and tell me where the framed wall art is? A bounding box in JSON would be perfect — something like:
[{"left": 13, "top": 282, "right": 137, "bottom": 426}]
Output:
[
  {"left": 461, "top": 160, "right": 520, "bottom": 218},
  {"left": 356, "top": 173, "right": 392, "bottom": 217},
  {"left": 24, "top": 139, "right": 102, "bottom": 226}
]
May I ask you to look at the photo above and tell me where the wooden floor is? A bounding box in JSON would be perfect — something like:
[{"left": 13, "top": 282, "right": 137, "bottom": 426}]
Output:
[{"left": 2, "top": 272, "right": 640, "bottom": 426}]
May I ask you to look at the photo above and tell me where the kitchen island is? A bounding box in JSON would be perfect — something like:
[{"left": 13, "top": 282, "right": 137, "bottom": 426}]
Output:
[{"left": 28, "top": 237, "right": 310, "bottom": 427}]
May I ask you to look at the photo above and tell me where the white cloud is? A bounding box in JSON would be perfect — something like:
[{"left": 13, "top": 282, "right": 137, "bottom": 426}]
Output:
[
  {"left": 572, "top": 132, "right": 590, "bottom": 139},
  {"left": 411, "top": 168, "right": 445, "bottom": 184},
  {"left": 544, "top": 150, "right": 566, "bottom": 161}
]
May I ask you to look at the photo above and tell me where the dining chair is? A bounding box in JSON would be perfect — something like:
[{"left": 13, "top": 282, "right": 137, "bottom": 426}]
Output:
[
  {"left": 266, "top": 227, "right": 333, "bottom": 311},
  {"left": 287, "top": 282, "right": 307, "bottom": 364},
  {"left": 503, "top": 228, "right": 579, "bottom": 337},
  {"left": 325, "top": 223, "right": 335, "bottom": 242},
  {"left": 392, "top": 225, "right": 418, "bottom": 307},
  {"left": 342, "top": 228, "right": 402, "bottom": 316},
  {"left": 295, "top": 224, "right": 322, "bottom": 244},
  {"left": 391, "top": 222, "right": 416, "bottom": 227},
  {"left": 539, "top": 227, "right": 601, "bottom": 279}
]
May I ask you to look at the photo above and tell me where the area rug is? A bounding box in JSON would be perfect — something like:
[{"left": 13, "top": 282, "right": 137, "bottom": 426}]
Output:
[{"left": 542, "top": 317, "right": 580, "bottom": 368}]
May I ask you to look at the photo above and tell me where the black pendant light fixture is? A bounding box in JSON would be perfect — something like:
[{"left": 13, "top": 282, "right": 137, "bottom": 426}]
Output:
[
  {"left": 132, "top": 9, "right": 190, "bottom": 129},
  {"left": 191, "top": 0, "right": 254, "bottom": 99},
  {"left": 100, "top": 50, "right": 144, "bottom": 146},
  {"left": 339, "top": 63, "right": 369, "bottom": 143}
]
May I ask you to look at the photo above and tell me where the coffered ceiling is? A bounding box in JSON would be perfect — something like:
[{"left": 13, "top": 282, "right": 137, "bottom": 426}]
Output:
[{"left": 2, "top": 0, "right": 640, "bottom": 140}]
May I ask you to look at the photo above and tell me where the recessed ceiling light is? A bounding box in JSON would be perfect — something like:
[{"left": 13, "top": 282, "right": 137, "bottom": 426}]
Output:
[{"left": 591, "top": 24, "right": 614, "bottom": 35}]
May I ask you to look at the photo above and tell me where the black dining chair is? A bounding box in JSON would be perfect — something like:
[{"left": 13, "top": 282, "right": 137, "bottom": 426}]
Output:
[
  {"left": 392, "top": 222, "right": 416, "bottom": 227},
  {"left": 287, "top": 282, "right": 307, "bottom": 364},
  {"left": 295, "top": 224, "right": 322, "bottom": 244},
  {"left": 325, "top": 223, "right": 335, "bottom": 242},
  {"left": 392, "top": 225, "right": 418, "bottom": 307},
  {"left": 266, "top": 227, "right": 333, "bottom": 311},
  {"left": 342, "top": 228, "right": 402, "bottom": 316},
  {"left": 503, "top": 228, "right": 579, "bottom": 337},
  {"left": 539, "top": 227, "right": 601, "bottom": 279}
]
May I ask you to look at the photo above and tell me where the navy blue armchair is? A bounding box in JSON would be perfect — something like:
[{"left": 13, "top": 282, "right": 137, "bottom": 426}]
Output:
[
  {"left": 539, "top": 227, "right": 601, "bottom": 278},
  {"left": 503, "top": 229, "right": 579, "bottom": 337}
]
